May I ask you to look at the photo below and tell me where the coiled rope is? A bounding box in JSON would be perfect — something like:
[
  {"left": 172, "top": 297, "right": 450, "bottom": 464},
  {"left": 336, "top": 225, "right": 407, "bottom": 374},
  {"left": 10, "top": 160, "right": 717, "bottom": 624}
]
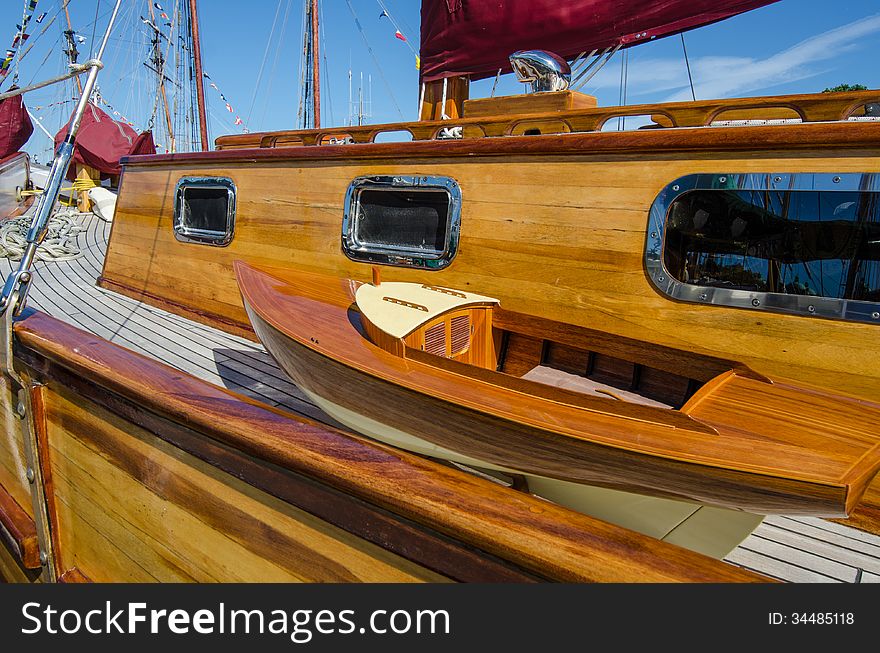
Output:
[{"left": 0, "top": 209, "right": 85, "bottom": 262}]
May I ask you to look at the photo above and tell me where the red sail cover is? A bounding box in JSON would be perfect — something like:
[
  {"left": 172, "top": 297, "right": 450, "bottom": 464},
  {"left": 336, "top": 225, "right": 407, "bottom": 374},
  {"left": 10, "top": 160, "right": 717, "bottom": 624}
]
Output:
[
  {"left": 0, "top": 95, "right": 34, "bottom": 159},
  {"left": 420, "top": 0, "right": 779, "bottom": 81},
  {"left": 54, "top": 103, "right": 156, "bottom": 179}
]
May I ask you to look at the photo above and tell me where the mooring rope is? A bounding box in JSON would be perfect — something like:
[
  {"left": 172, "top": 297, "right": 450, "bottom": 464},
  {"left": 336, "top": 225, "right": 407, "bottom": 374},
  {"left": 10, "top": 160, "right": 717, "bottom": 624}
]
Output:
[{"left": 0, "top": 210, "right": 84, "bottom": 262}]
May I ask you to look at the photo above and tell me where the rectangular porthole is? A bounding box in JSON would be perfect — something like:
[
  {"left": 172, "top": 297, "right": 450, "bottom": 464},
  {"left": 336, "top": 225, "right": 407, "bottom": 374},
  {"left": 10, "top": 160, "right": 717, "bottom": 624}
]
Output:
[
  {"left": 173, "top": 177, "right": 236, "bottom": 246},
  {"left": 342, "top": 175, "right": 461, "bottom": 269},
  {"left": 646, "top": 173, "right": 880, "bottom": 324}
]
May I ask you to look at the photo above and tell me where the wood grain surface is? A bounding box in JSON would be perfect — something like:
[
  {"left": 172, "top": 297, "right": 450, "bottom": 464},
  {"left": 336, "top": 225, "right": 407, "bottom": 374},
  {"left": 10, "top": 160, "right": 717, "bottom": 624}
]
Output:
[
  {"left": 10, "top": 309, "right": 769, "bottom": 582},
  {"left": 236, "top": 262, "right": 880, "bottom": 516},
  {"left": 102, "top": 123, "right": 880, "bottom": 404}
]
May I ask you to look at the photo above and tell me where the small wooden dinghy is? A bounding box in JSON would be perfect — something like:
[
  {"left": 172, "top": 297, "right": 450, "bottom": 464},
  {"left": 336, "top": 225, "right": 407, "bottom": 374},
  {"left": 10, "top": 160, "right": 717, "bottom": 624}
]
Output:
[{"left": 236, "top": 261, "right": 880, "bottom": 550}]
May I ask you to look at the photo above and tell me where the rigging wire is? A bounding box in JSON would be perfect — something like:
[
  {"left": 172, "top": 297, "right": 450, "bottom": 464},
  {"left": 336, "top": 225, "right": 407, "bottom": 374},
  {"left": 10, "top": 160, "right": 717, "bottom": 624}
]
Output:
[
  {"left": 295, "top": 0, "right": 307, "bottom": 128},
  {"left": 617, "top": 49, "right": 628, "bottom": 130},
  {"left": 89, "top": 0, "right": 101, "bottom": 58},
  {"left": 680, "top": 33, "right": 697, "bottom": 102},
  {"left": 261, "top": 0, "right": 294, "bottom": 129},
  {"left": 246, "top": 0, "right": 285, "bottom": 127},
  {"left": 375, "top": 0, "right": 418, "bottom": 58},
  {"left": 344, "top": 0, "right": 404, "bottom": 120},
  {"left": 319, "top": 0, "right": 334, "bottom": 126}
]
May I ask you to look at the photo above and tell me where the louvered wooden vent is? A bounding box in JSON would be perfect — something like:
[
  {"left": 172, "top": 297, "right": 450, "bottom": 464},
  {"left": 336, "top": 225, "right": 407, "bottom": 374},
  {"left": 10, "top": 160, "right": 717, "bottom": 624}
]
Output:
[
  {"left": 450, "top": 315, "right": 470, "bottom": 355},
  {"left": 424, "top": 323, "right": 447, "bottom": 356}
]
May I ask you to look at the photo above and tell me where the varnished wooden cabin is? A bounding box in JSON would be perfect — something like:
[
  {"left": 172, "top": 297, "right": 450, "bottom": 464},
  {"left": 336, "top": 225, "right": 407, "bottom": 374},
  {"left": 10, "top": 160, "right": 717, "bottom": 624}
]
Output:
[{"left": 3, "top": 0, "right": 879, "bottom": 580}]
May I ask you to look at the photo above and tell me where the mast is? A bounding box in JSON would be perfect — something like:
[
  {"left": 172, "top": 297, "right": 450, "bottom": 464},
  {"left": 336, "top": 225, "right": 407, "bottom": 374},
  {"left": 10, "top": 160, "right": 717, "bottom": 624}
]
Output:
[
  {"left": 147, "top": 2, "right": 176, "bottom": 152},
  {"left": 310, "top": 0, "right": 320, "bottom": 128},
  {"left": 188, "top": 0, "right": 209, "bottom": 151},
  {"left": 62, "top": 0, "right": 83, "bottom": 95}
]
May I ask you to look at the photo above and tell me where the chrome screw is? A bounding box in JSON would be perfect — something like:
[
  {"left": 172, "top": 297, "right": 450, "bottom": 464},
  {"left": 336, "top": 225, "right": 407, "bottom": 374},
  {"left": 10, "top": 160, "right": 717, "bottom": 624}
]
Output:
[
  {"left": 26, "top": 467, "right": 35, "bottom": 483},
  {"left": 752, "top": 298, "right": 761, "bottom": 307},
  {"left": 807, "top": 305, "right": 815, "bottom": 313}
]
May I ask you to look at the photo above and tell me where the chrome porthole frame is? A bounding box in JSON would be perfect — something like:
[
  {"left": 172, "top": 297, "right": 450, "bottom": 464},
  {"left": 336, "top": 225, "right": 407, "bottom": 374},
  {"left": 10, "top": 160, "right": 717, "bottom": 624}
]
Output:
[
  {"left": 342, "top": 175, "right": 462, "bottom": 270},
  {"left": 645, "top": 173, "right": 880, "bottom": 324}
]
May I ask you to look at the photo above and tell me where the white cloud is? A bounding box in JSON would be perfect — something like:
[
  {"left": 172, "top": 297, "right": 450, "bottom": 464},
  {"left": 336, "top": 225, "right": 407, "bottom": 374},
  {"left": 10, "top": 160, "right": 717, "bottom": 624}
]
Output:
[{"left": 579, "top": 13, "right": 880, "bottom": 102}]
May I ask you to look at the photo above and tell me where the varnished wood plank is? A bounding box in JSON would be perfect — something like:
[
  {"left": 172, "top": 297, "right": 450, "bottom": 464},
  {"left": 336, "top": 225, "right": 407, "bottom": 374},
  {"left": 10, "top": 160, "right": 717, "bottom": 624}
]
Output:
[
  {"left": 0, "top": 480, "right": 40, "bottom": 569},
  {"left": 101, "top": 138, "right": 880, "bottom": 405},
  {"left": 236, "top": 263, "right": 880, "bottom": 516},
  {"left": 146, "top": 121, "right": 880, "bottom": 166},
  {"left": 209, "top": 90, "right": 880, "bottom": 149},
  {"left": 12, "top": 310, "right": 766, "bottom": 582},
  {"left": 47, "top": 386, "right": 444, "bottom": 583}
]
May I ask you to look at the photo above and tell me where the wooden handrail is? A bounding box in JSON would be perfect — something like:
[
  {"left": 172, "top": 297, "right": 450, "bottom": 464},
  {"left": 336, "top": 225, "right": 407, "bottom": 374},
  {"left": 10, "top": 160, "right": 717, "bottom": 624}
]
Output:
[
  {"left": 216, "top": 90, "right": 879, "bottom": 150},
  {"left": 0, "top": 480, "right": 40, "bottom": 570},
  {"left": 12, "top": 310, "right": 768, "bottom": 582}
]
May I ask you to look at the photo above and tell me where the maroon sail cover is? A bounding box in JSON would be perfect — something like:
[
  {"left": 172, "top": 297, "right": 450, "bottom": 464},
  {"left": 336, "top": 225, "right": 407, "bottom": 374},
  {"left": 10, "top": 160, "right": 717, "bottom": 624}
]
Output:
[
  {"left": 0, "top": 95, "right": 34, "bottom": 159},
  {"left": 420, "top": 0, "right": 779, "bottom": 81},
  {"left": 54, "top": 103, "right": 156, "bottom": 179}
]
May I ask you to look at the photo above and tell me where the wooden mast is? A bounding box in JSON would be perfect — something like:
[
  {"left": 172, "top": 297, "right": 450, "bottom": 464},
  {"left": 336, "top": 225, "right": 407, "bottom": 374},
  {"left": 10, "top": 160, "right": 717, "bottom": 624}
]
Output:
[
  {"left": 148, "top": 2, "right": 176, "bottom": 153},
  {"left": 311, "top": 0, "right": 320, "bottom": 128},
  {"left": 62, "top": 0, "right": 83, "bottom": 95},
  {"left": 188, "top": 0, "right": 210, "bottom": 151}
]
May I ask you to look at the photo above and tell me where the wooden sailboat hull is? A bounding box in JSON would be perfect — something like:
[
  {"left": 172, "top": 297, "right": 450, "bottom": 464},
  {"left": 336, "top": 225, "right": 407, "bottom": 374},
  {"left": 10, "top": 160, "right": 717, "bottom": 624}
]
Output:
[
  {"left": 236, "top": 262, "right": 880, "bottom": 558},
  {"left": 0, "top": 310, "right": 773, "bottom": 582}
]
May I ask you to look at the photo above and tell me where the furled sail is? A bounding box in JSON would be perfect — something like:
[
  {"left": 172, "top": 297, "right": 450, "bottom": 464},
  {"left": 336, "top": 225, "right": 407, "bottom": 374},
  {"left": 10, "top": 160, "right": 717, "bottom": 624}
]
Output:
[
  {"left": 53, "top": 103, "right": 156, "bottom": 179},
  {"left": 0, "top": 95, "right": 34, "bottom": 159},
  {"left": 420, "top": 0, "right": 780, "bottom": 81}
]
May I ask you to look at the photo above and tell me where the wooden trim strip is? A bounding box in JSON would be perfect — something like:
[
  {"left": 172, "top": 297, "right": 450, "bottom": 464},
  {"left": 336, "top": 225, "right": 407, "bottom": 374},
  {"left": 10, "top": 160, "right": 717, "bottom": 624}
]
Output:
[
  {"left": 25, "top": 354, "right": 538, "bottom": 582},
  {"left": 12, "top": 310, "right": 768, "bottom": 582},
  {"left": 123, "top": 122, "right": 880, "bottom": 167},
  {"left": 30, "top": 384, "right": 63, "bottom": 579},
  {"left": 211, "top": 90, "right": 880, "bottom": 149},
  {"left": 97, "top": 276, "right": 257, "bottom": 340},
  {"left": 0, "top": 479, "right": 40, "bottom": 570}
]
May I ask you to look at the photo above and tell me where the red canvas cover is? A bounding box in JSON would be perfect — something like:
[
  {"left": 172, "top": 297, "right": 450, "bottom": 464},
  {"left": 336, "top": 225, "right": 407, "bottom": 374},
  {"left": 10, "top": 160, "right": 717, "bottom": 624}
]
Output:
[
  {"left": 420, "top": 0, "right": 779, "bottom": 81},
  {"left": 54, "top": 103, "right": 156, "bottom": 179},
  {"left": 0, "top": 95, "right": 34, "bottom": 159}
]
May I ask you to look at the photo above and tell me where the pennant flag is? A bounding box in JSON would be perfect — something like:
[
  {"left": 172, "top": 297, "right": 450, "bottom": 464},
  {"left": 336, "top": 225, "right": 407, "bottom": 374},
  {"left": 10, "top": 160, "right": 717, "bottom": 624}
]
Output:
[
  {"left": 234, "top": 116, "right": 242, "bottom": 125},
  {"left": 220, "top": 93, "right": 226, "bottom": 101},
  {"left": 0, "top": 69, "right": 9, "bottom": 78},
  {"left": 12, "top": 33, "right": 29, "bottom": 47},
  {"left": 209, "top": 82, "right": 218, "bottom": 90},
  {"left": 36, "top": 12, "right": 47, "bottom": 23},
  {"left": 5, "top": 49, "right": 16, "bottom": 59},
  {"left": 225, "top": 103, "right": 233, "bottom": 113},
  {"left": 28, "top": 0, "right": 38, "bottom": 11},
  {"left": 415, "top": 55, "right": 420, "bottom": 70},
  {"left": 160, "top": 12, "right": 168, "bottom": 19},
  {"left": 379, "top": 10, "right": 388, "bottom": 18},
  {"left": 203, "top": 71, "right": 211, "bottom": 79},
  {"left": 154, "top": 2, "right": 164, "bottom": 9},
  {"left": 394, "top": 30, "right": 406, "bottom": 42},
  {"left": 76, "top": 35, "right": 86, "bottom": 43}
]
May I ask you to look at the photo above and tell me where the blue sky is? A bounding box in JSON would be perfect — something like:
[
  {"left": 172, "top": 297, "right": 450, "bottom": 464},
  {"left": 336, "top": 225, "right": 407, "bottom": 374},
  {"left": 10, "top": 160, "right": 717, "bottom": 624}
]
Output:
[{"left": 5, "top": 0, "right": 878, "bottom": 158}]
